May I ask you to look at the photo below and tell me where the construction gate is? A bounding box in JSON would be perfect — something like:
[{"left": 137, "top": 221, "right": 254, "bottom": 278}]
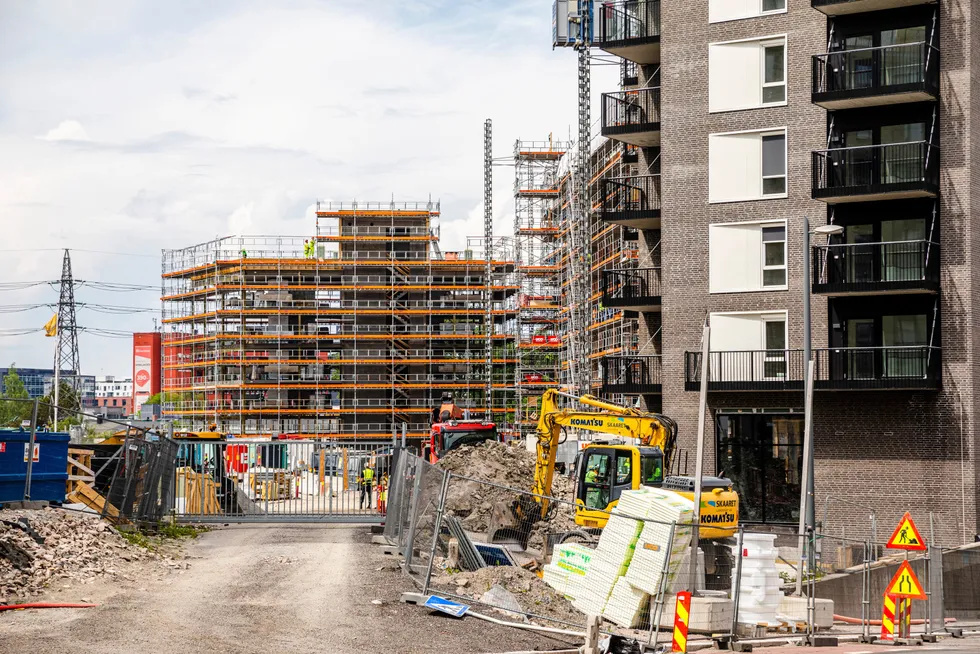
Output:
[{"left": 171, "top": 439, "right": 393, "bottom": 524}]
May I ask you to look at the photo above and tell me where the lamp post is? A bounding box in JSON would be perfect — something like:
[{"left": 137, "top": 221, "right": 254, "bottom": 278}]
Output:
[{"left": 796, "top": 218, "right": 843, "bottom": 596}]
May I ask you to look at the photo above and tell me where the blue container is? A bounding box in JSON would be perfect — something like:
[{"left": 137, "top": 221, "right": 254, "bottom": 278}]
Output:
[{"left": 0, "top": 429, "right": 70, "bottom": 503}]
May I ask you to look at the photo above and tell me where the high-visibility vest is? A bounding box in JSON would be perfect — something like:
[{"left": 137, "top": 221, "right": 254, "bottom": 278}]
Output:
[{"left": 362, "top": 468, "right": 375, "bottom": 483}]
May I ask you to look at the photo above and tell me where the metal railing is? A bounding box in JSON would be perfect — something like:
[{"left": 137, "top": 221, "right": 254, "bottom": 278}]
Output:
[
  {"left": 601, "top": 88, "right": 661, "bottom": 133},
  {"left": 601, "top": 175, "right": 661, "bottom": 220},
  {"left": 598, "top": 0, "right": 661, "bottom": 44},
  {"left": 601, "top": 355, "right": 662, "bottom": 394},
  {"left": 812, "top": 141, "right": 939, "bottom": 198},
  {"left": 602, "top": 267, "right": 662, "bottom": 308},
  {"left": 685, "top": 346, "right": 941, "bottom": 390},
  {"left": 812, "top": 240, "right": 939, "bottom": 292},
  {"left": 812, "top": 42, "right": 939, "bottom": 100}
]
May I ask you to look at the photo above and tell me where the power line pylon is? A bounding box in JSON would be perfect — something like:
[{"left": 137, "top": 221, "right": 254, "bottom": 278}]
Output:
[{"left": 53, "top": 249, "right": 81, "bottom": 426}]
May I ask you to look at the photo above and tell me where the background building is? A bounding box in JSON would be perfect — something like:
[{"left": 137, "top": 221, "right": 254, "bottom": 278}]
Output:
[
  {"left": 95, "top": 375, "right": 133, "bottom": 398},
  {"left": 0, "top": 366, "right": 95, "bottom": 404},
  {"left": 132, "top": 332, "right": 162, "bottom": 415},
  {"left": 161, "top": 201, "right": 517, "bottom": 441}
]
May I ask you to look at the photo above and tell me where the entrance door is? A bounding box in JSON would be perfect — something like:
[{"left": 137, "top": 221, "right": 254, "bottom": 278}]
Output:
[{"left": 847, "top": 318, "right": 876, "bottom": 379}]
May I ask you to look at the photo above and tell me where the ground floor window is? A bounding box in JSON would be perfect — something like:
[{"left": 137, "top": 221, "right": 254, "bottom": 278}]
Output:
[{"left": 716, "top": 412, "right": 803, "bottom": 524}]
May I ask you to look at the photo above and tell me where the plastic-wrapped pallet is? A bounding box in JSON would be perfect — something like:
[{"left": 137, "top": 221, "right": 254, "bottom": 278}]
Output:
[
  {"left": 543, "top": 543, "right": 594, "bottom": 600},
  {"left": 622, "top": 491, "right": 695, "bottom": 597},
  {"left": 733, "top": 533, "right": 782, "bottom": 626},
  {"left": 572, "top": 512, "right": 645, "bottom": 615},
  {"left": 602, "top": 577, "right": 650, "bottom": 628},
  {"left": 543, "top": 563, "right": 571, "bottom": 596}
]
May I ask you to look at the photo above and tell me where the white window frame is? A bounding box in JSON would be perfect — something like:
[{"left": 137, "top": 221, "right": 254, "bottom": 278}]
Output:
[
  {"left": 760, "top": 130, "right": 788, "bottom": 198},
  {"left": 761, "top": 39, "right": 787, "bottom": 107},
  {"left": 761, "top": 225, "right": 787, "bottom": 289},
  {"left": 762, "top": 314, "right": 788, "bottom": 380},
  {"left": 709, "top": 0, "right": 788, "bottom": 24},
  {"left": 709, "top": 218, "right": 788, "bottom": 293}
]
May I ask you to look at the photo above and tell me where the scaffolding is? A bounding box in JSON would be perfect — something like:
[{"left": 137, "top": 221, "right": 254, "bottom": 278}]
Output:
[
  {"left": 160, "top": 201, "right": 518, "bottom": 441},
  {"left": 514, "top": 139, "right": 568, "bottom": 436}
]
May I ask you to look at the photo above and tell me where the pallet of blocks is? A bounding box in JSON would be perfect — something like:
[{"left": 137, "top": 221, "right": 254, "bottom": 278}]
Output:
[{"left": 179, "top": 468, "right": 222, "bottom": 514}]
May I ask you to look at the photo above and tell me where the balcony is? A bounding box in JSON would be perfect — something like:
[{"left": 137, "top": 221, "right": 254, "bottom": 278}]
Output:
[
  {"left": 812, "top": 141, "right": 938, "bottom": 203},
  {"left": 601, "top": 88, "right": 661, "bottom": 147},
  {"left": 812, "top": 0, "right": 937, "bottom": 17},
  {"left": 600, "top": 175, "right": 661, "bottom": 229},
  {"left": 684, "top": 347, "right": 941, "bottom": 391},
  {"left": 598, "top": 0, "right": 661, "bottom": 65},
  {"left": 602, "top": 267, "right": 662, "bottom": 312},
  {"left": 601, "top": 356, "right": 662, "bottom": 394},
  {"left": 812, "top": 42, "right": 939, "bottom": 110},
  {"left": 812, "top": 240, "right": 939, "bottom": 296}
]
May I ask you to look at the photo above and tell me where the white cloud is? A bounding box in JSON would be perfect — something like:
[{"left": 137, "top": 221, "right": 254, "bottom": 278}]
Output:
[{"left": 39, "top": 120, "right": 90, "bottom": 142}]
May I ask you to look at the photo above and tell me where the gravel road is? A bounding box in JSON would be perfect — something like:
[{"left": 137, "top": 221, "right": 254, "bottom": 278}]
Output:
[{"left": 0, "top": 524, "right": 579, "bottom": 654}]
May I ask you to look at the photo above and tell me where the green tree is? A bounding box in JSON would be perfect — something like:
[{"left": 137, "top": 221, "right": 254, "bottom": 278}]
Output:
[
  {"left": 0, "top": 366, "right": 31, "bottom": 427},
  {"left": 39, "top": 381, "right": 82, "bottom": 429}
]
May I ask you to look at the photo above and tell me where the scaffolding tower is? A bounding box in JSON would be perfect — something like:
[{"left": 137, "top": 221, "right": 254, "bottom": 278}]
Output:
[{"left": 160, "top": 201, "right": 518, "bottom": 441}]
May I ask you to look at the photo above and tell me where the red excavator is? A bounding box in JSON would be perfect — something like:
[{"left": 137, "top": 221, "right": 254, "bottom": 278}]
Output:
[{"left": 423, "top": 392, "right": 501, "bottom": 463}]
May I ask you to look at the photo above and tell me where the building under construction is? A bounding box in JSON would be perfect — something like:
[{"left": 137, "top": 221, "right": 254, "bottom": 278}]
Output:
[{"left": 161, "top": 201, "right": 518, "bottom": 441}]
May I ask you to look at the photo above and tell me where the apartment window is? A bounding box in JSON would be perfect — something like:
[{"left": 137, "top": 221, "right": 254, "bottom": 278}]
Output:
[
  {"left": 710, "top": 0, "right": 787, "bottom": 24},
  {"left": 763, "top": 316, "right": 787, "bottom": 379},
  {"left": 709, "top": 220, "right": 788, "bottom": 292},
  {"left": 762, "top": 134, "right": 787, "bottom": 195},
  {"left": 709, "top": 35, "right": 788, "bottom": 112},
  {"left": 762, "top": 226, "right": 786, "bottom": 287},
  {"left": 709, "top": 128, "right": 788, "bottom": 203},
  {"left": 762, "top": 42, "right": 786, "bottom": 104}
]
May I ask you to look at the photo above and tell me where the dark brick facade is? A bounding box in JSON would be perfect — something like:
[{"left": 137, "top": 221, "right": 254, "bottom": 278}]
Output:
[{"left": 646, "top": 0, "right": 979, "bottom": 545}]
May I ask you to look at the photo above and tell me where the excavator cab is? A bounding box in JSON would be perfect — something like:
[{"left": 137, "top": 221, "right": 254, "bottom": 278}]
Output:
[{"left": 575, "top": 444, "right": 664, "bottom": 529}]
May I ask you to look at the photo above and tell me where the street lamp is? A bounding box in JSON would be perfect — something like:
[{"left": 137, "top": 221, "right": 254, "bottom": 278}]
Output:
[{"left": 797, "top": 217, "right": 844, "bottom": 595}]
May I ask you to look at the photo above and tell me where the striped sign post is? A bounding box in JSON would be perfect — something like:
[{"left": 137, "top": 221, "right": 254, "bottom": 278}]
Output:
[
  {"left": 671, "top": 591, "right": 692, "bottom": 653},
  {"left": 880, "top": 593, "right": 897, "bottom": 641}
]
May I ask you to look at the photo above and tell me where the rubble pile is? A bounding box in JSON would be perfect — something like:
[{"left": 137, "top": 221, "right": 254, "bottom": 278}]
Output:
[
  {"left": 436, "top": 441, "right": 576, "bottom": 541},
  {"left": 0, "top": 509, "right": 157, "bottom": 603},
  {"left": 437, "top": 565, "right": 584, "bottom": 627}
]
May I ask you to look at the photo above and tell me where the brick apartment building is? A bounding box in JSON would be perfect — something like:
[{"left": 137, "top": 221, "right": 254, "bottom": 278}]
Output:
[{"left": 590, "top": 0, "right": 977, "bottom": 544}]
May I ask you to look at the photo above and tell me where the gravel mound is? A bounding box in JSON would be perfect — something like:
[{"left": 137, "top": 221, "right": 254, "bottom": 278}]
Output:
[
  {"left": 0, "top": 509, "right": 159, "bottom": 603},
  {"left": 436, "top": 441, "right": 578, "bottom": 548}
]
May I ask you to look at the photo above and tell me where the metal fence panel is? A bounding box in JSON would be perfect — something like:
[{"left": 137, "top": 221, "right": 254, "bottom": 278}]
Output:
[{"left": 103, "top": 435, "right": 179, "bottom": 525}]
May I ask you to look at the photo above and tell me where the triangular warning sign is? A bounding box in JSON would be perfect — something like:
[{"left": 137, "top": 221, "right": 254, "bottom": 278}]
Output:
[
  {"left": 886, "top": 561, "right": 926, "bottom": 600},
  {"left": 886, "top": 512, "right": 927, "bottom": 551}
]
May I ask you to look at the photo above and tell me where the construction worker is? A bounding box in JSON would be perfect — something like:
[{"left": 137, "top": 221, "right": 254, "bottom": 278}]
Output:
[
  {"left": 359, "top": 463, "right": 376, "bottom": 510},
  {"left": 240, "top": 248, "right": 248, "bottom": 259},
  {"left": 302, "top": 239, "right": 310, "bottom": 259}
]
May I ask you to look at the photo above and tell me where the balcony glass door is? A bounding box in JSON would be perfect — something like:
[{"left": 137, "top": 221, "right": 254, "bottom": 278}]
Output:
[
  {"left": 845, "top": 224, "right": 875, "bottom": 284},
  {"left": 846, "top": 318, "right": 875, "bottom": 380},
  {"left": 882, "top": 314, "right": 927, "bottom": 378},
  {"left": 880, "top": 122, "right": 925, "bottom": 184},
  {"left": 843, "top": 34, "right": 874, "bottom": 90},
  {"left": 842, "top": 129, "right": 874, "bottom": 188},
  {"left": 881, "top": 218, "right": 926, "bottom": 282},
  {"left": 763, "top": 319, "right": 787, "bottom": 380},
  {"left": 881, "top": 27, "right": 926, "bottom": 87}
]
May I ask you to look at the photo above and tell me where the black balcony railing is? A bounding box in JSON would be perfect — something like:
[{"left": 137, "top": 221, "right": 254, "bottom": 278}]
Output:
[
  {"left": 685, "top": 347, "right": 941, "bottom": 391},
  {"left": 600, "top": 175, "right": 661, "bottom": 226},
  {"left": 812, "top": 42, "right": 939, "bottom": 108},
  {"left": 602, "top": 267, "right": 662, "bottom": 310},
  {"left": 812, "top": 0, "right": 935, "bottom": 16},
  {"left": 598, "top": 1, "right": 661, "bottom": 64},
  {"left": 602, "top": 355, "right": 662, "bottom": 394},
  {"left": 812, "top": 240, "right": 939, "bottom": 295},
  {"left": 812, "top": 141, "right": 939, "bottom": 202},
  {"left": 601, "top": 88, "right": 661, "bottom": 146}
]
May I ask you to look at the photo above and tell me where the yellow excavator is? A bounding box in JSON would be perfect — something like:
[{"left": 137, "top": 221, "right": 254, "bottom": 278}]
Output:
[{"left": 491, "top": 389, "right": 739, "bottom": 585}]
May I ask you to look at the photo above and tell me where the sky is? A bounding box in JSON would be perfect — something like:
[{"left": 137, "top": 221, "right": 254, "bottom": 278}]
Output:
[{"left": 0, "top": 0, "right": 616, "bottom": 378}]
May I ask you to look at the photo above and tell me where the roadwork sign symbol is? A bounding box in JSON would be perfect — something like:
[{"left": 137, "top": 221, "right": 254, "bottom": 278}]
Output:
[
  {"left": 886, "top": 512, "right": 927, "bottom": 551},
  {"left": 424, "top": 595, "right": 469, "bottom": 618},
  {"left": 886, "top": 561, "right": 926, "bottom": 600}
]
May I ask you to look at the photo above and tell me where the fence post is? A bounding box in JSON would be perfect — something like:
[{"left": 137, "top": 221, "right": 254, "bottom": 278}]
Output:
[
  {"left": 403, "top": 458, "right": 425, "bottom": 574},
  {"left": 23, "top": 399, "right": 40, "bottom": 501},
  {"left": 648, "top": 520, "right": 677, "bottom": 649},
  {"left": 422, "top": 471, "right": 451, "bottom": 595},
  {"left": 806, "top": 528, "right": 816, "bottom": 641},
  {"left": 862, "top": 539, "right": 871, "bottom": 641},
  {"left": 729, "top": 526, "right": 745, "bottom": 642}
]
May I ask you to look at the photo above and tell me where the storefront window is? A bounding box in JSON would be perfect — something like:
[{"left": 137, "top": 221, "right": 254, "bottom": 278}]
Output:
[{"left": 716, "top": 413, "right": 803, "bottom": 524}]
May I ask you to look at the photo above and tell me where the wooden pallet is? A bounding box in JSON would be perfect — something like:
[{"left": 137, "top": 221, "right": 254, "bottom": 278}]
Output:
[
  {"left": 178, "top": 468, "right": 222, "bottom": 514},
  {"left": 67, "top": 448, "right": 96, "bottom": 494},
  {"left": 66, "top": 481, "right": 121, "bottom": 522}
]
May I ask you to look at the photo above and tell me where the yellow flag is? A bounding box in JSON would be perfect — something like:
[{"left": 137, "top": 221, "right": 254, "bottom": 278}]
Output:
[{"left": 43, "top": 314, "right": 58, "bottom": 337}]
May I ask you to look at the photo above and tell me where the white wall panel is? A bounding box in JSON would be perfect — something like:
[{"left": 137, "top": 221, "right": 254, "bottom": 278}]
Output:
[
  {"left": 709, "top": 41, "right": 762, "bottom": 112},
  {"left": 709, "top": 132, "right": 762, "bottom": 203},
  {"left": 709, "top": 0, "right": 759, "bottom": 23},
  {"left": 709, "top": 223, "right": 763, "bottom": 292}
]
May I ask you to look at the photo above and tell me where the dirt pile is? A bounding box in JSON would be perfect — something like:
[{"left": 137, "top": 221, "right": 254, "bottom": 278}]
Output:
[
  {"left": 436, "top": 565, "right": 584, "bottom": 627},
  {"left": 436, "top": 441, "right": 576, "bottom": 544},
  {"left": 0, "top": 509, "right": 166, "bottom": 603}
]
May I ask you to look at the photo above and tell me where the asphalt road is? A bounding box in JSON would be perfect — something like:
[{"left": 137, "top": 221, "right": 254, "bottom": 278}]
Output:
[{"left": 0, "top": 524, "right": 579, "bottom": 654}]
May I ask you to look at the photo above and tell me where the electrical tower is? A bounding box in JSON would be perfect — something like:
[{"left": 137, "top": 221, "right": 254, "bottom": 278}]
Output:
[
  {"left": 53, "top": 249, "right": 81, "bottom": 426},
  {"left": 484, "top": 118, "right": 494, "bottom": 421}
]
